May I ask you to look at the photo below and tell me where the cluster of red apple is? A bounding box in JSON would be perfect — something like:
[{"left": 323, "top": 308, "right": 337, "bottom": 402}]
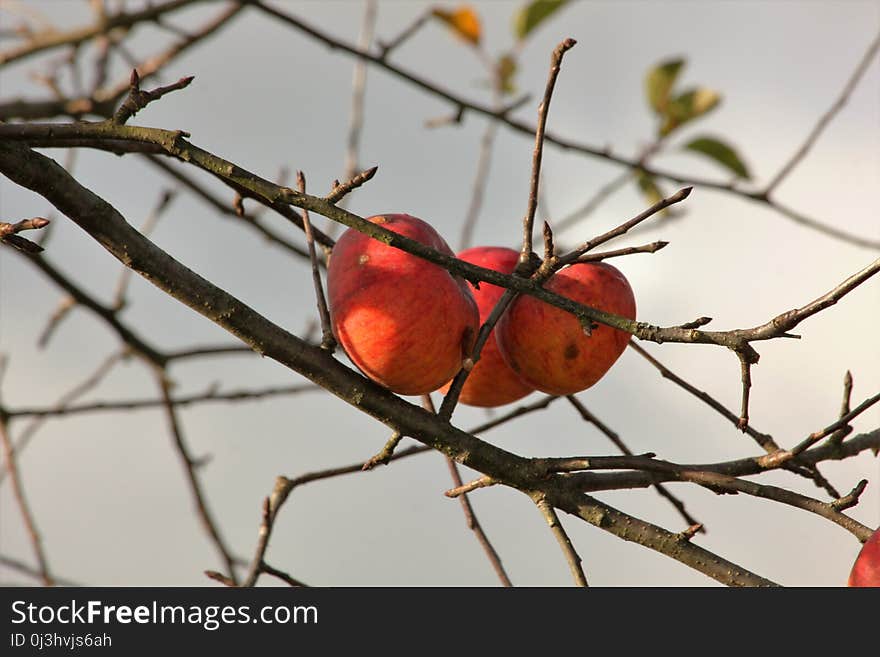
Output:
[
  {"left": 327, "top": 213, "right": 880, "bottom": 587},
  {"left": 327, "top": 213, "right": 636, "bottom": 407}
]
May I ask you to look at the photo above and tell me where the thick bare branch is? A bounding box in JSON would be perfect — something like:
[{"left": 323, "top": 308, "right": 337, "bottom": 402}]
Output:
[
  {"left": 7, "top": 121, "right": 877, "bottom": 358},
  {"left": 0, "top": 139, "right": 782, "bottom": 585}
]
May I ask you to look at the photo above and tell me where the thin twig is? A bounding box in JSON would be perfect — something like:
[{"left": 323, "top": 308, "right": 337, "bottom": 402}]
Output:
[
  {"left": 550, "top": 489, "right": 778, "bottom": 586},
  {"left": 829, "top": 370, "right": 854, "bottom": 446},
  {"left": 261, "top": 562, "right": 308, "bottom": 587},
  {"left": 542, "top": 221, "right": 555, "bottom": 261},
  {"left": 250, "top": 2, "right": 880, "bottom": 250},
  {"left": 142, "top": 155, "right": 311, "bottom": 260},
  {"left": 5, "top": 383, "right": 319, "bottom": 420},
  {"left": 166, "top": 344, "right": 256, "bottom": 361},
  {"left": 378, "top": 7, "right": 429, "bottom": 57},
  {"left": 0, "top": 415, "right": 53, "bottom": 585},
  {"left": 1, "top": 2, "right": 244, "bottom": 122},
  {"left": 0, "top": 216, "right": 50, "bottom": 237},
  {"left": 831, "top": 479, "right": 869, "bottom": 512},
  {"left": 297, "top": 171, "right": 335, "bottom": 351},
  {"left": 15, "top": 249, "right": 167, "bottom": 365},
  {"left": 204, "top": 570, "right": 235, "bottom": 587},
  {"left": 243, "top": 497, "right": 273, "bottom": 587},
  {"left": 37, "top": 296, "right": 75, "bottom": 348},
  {"left": 0, "top": 216, "right": 51, "bottom": 253},
  {"left": 458, "top": 122, "right": 498, "bottom": 250},
  {"left": 362, "top": 431, "right": 403, "bottom": 470},
  {"left": 554, "top": 169, "right": 633, "bottom": 234},
  {"left": 759, "top": 391, "right": 880, "bottom": 466},
  {"left": 444, "top": 475, "right": 497, "bottom": 498},
  {"left": 552, "top": 430, "right": 880, "bottom": 499},
  {"left": 520, "top": 38, "right": 576, "bottom": 266},
  {"left": 765, "top": 28, "right": 880, "bottom": 193},
  {"left": 629, "top": 340, "right": 778, "bottom": 451},
  {"left": 575, "top": 241, "right": 668, "bottom": 263},
  {"left": 534, "top": 495, "right": 588, "bottom": 587},
  {"left": 736, "top": 352, "right": 754, "bottom": 430},
  {"left": 0, "top": 554, "right": 78, "bottom": 586},
  {"left": 241, "top": 476, "right": 309, "bottom": 587},
  {"left": 556, "top": 187, "right": 691, "bottom": 266},
  {"left": 338, "top": 0, "right": 376, "bottom": 210},
  {"left": 437, "top": 286, "right": 518, "bottom": 421},
  {"left": 0, "top": 349, "right": 127, "bottom": 483},
  {"left": 424, "top": 394, "right": 513, "bottom": 586},
  {"left": 677, "top": 470, "right": 873, "bottom": 541},
  {"left": 112, "top": 68, "right": 194, "bottom": 124},
  {"left": 156, "top": 372, "right": 239, "bottom": 584},
  {"left": 436, "top": 37, "right": 577, "bottom": 417},
  {"left": 0, "top": 0, "right": 203, "bottom": 66},
  {"left": 566, "top": 395, "right": 704, "bottom": 530},
  {"left": 627, "top": 340, "right": 840, "bottom": 496},
  {"left": 287, "top": 395, "right": 560, "bottom": 491},
  {"left": 324, "top": 165, "right": 378, "bottom": 204},
  {"left": 446, "top": 458, "right": 513, "bottom": 586}
]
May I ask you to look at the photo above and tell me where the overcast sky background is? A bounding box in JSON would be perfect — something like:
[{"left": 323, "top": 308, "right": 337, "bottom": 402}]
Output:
[{"left": 1, "top": 0, "right": 879, "bottom": 587}]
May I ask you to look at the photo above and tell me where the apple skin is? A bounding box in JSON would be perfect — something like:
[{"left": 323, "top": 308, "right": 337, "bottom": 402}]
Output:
[
  {"left": 848, "top": 526, "right": 880, "bottom": 587},
  {"left": 496, "top": 261, "right": 636, "bottom": 396},
  {"left": 327, "top": 213, "right": 480, "bottom": 396},
  {"left": 439, "top": 246, "right": 535, "bottom": 407}
]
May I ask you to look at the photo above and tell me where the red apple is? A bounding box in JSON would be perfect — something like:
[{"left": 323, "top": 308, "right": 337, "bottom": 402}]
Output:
[
  {"left": 327, "top": 213, "right": 479, "bottom": 395},
  {"left": 848, "top": 526, "right": 880, "bottom": 587},
  {"left": 439, "top": 246, "right": 535, "bottom": 407},
  {"left": 496, "top": 261, "right": 636, "bottom": 395}
]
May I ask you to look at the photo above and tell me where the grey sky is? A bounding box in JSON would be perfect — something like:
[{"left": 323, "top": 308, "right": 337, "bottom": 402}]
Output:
[{"left": 1, "top": 0, "right": 878, "bottom": 586}]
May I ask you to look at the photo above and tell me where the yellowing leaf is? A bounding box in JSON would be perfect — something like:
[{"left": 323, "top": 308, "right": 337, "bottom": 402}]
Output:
[
  {"left": 433, "top": 5, "right": 482, "bottom": 47},
  {"left": 513, "top": 0, "right": 570, "bottom": 41},
  {"left": 660, "top": 87, "right": 721, "bottom": 136},
  {"left": 691, "top": 88, "right": 721, "bottom": 115},
  {"left": 645, "top": 58, "right": 685, "bottom": 115}
]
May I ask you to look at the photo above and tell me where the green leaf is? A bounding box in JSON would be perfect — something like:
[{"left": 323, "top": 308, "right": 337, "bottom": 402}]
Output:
[
  {"left": 683, "top": 136, "right": 751, "bottom": 179},
  {"left": 645, "top": 58, "right": 685, "bottom": 115},
  {"left": 513, "top": 0, "right": 570, "bottom": 41},
  {"left": 497, "top": 53, "right": 518, "bottom": 95},
  {"left": 659, "top": 86, "right": 721, "bottom": 136}
]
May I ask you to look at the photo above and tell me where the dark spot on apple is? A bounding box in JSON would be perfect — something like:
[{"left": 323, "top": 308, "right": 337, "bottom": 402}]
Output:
[{"left": 564, "top": 343, "right": 579, "bottom": 360}]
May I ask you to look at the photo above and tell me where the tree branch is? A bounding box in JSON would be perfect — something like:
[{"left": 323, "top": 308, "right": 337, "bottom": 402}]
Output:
[
  {"left": 0, "top": 138, "right": 783, "bottom": 586},
  {"left": 248, "top": 1, "right": 880, "bottom": 250},
  {"left": 764, "top": 28, "right": 880, "bottom": 193}
]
